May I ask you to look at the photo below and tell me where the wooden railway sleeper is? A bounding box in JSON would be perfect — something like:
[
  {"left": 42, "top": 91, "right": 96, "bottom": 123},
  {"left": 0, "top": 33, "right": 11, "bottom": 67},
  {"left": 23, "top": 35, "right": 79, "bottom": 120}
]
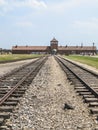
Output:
[
  {"left": 0, "top": 112, "right": 10, "bottom": 119},
  {"left": 0, "top": 106, "right": 13, "bottom": 112}
]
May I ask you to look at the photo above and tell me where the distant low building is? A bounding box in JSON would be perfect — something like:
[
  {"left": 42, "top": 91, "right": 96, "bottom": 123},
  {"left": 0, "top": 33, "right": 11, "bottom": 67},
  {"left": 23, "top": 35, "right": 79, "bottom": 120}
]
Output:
[{"left": 12, "top": 38, "right": 97, "bottom": 55}]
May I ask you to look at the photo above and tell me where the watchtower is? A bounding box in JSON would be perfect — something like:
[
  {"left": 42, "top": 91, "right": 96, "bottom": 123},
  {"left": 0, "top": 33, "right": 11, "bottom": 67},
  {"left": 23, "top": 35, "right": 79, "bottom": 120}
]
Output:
[{"left": 50, "top": 38, "right": 58, "bottom": 54}]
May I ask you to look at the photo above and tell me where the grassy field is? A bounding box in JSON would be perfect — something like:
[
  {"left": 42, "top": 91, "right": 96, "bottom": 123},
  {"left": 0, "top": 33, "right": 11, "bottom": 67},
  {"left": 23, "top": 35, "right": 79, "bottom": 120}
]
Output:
[
  {"left": 0, "top": 54, "right": 44, "bottom": 62},
  {"left": 64, "top": 55, "right": 98, "bottom": 69}
]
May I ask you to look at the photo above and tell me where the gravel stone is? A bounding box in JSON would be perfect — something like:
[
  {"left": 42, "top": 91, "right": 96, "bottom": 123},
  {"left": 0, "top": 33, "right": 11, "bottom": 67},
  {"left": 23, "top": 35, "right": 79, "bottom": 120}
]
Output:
[
  {"left": 6, "top": 56, "right": 95, "bottom": 130},
  {"left": 0, "top": 56, "right": 96, "bottom": 130}
]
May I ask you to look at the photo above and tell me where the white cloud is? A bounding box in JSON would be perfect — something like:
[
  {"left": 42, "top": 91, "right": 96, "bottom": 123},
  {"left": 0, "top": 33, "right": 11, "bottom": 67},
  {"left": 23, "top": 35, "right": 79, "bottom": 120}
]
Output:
[
  {"left": 47, "top": 0, "right": 98, "bottom": 13},
  {"left": 13, "top": 0, "right": 47, "bottom": 8},
  {"left": 0, "top": 0, "right": 98, "bottom": 15},
  {"left": 47, "top": 0, "right": 79, "bottom": 13},
  {"left": 16, "top": 21, "right": 33, "bottom": 27},
  {"left": 0, "top": 0, "right": 6, "bottom": 5},
  {"left": 0, "top": 0, "right": 47, "bottom": 15},
  {"left": 77, "top": 0, "right": 98, "bottom": 6},
  {"left": 73, "top": 18, "right": 98, "bottom": 30}
]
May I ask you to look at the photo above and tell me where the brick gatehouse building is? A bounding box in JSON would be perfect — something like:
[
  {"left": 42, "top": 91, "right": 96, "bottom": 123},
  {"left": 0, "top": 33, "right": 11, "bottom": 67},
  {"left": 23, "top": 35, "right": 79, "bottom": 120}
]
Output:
[{"left": 12, "top": 38, "right": 97, "bottom": 55}]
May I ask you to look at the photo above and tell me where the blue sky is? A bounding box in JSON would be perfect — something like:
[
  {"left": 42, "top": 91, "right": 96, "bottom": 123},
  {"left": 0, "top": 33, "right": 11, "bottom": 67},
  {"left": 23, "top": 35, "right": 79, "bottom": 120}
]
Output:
[{"left": 0, "top": 0, "right": 98, "bottom": 49}]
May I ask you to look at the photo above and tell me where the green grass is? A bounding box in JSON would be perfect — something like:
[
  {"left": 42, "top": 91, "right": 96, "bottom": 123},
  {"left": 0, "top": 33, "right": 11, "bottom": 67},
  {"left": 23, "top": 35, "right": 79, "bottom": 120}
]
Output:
[
  {"left": 0, "top": 54, "right": 44, "bottom": 62},
  {"left": 64, "top": 55, "right": 98, "bottom": 69}
]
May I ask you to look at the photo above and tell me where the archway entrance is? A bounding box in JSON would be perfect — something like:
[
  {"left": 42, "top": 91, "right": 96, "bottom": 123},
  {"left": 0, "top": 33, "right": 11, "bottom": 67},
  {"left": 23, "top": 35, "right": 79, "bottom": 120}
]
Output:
[{"left": 52, "top": 49, "right": 57, "bottom": 55}]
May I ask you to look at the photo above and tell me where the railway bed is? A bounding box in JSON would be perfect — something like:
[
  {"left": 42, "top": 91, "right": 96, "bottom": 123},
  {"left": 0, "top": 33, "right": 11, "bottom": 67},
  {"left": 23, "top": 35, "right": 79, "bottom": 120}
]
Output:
[
  {"left": 4, "top": 56, "right": 96, "bottom": 130},
  {"left": 0, "top": 56, "right": 48, "bottom": 129},
  {"left": 55, "top": 56, "right": 98, "bottom": 130}
]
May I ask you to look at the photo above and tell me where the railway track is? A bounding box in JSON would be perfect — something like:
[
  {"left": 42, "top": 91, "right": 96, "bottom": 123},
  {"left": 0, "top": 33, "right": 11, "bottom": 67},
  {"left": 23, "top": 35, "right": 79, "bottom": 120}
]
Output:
[
  {"left": 0, "top": 56, "right": 48, "bottom": 129},
  {"left": 55, "top": 56, "right": 98, "bottom": 129}
]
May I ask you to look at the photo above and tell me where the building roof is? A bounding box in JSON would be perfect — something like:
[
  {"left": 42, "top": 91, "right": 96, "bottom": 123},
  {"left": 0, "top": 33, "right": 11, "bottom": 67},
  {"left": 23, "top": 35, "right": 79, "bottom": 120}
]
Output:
[
  {"left": 58, "top": 46, "right": 97, "bottom": 51},
  {"left": 12, "top": 46, "right": 49, "bottom": 51},
  {"left": 12, "top": 45, "right": 97, "bottom": 51},
  {"left": 50, "top": 37, "right": 58, "bottom": 42}
]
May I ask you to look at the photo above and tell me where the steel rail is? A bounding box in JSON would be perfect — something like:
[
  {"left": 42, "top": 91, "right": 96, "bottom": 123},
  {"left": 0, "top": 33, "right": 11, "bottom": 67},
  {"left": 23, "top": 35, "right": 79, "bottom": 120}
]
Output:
[
  {"left": 59, "top": 56, "right": 98, "bottom": 77},
  {"left": 55, "top": 56, "right": 98, "bottom": 98},
  {"left": 0, "top": 57, "right": 47, "bottom": 105},
  {"left": 0, "top": 58, "right": 40, "bottom": 80}
]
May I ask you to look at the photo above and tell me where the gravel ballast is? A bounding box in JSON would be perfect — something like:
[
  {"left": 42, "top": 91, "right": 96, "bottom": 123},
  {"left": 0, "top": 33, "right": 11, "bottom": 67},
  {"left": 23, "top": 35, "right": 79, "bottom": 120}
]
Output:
[{"left": 4, "top": 56, "right": 96, "bottom": 130}]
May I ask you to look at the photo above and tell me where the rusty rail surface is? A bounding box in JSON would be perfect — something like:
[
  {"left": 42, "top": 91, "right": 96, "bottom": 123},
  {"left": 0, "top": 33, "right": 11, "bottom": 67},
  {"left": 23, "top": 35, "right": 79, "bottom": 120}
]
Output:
[
  {"left": 55, "top": 55, "right": 98, "bottom": 126},
  {"left": 0, "top": 56, "right": 48, "bottom": 129}
]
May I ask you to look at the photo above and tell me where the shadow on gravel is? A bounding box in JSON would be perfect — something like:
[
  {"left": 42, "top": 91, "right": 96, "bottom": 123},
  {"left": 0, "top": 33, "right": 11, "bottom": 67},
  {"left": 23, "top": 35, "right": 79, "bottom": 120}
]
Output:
[{"left": 63, "top": 103, "right": 74, "bottom": 110}]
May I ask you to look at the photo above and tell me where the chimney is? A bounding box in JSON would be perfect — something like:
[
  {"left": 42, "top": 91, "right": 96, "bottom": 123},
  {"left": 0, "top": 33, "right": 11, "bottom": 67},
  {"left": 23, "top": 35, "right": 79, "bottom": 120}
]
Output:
[{"left": 81, "top": 43, "right": 83, "bottom": 48}]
